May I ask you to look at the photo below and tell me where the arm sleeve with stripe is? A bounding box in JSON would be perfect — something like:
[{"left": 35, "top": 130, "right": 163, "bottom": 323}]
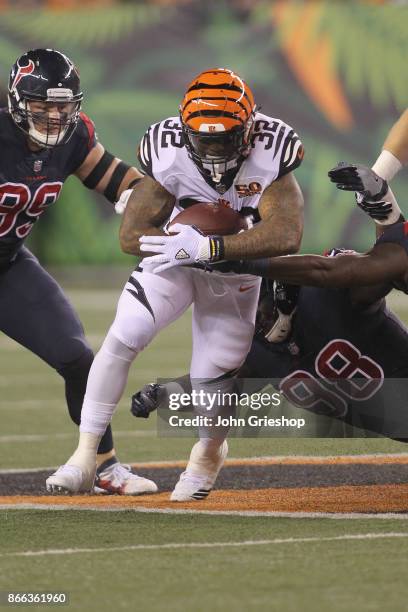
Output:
[
  {"left": 276, "top": 130, "right": 304, "bottom": 179},
  {"left": 137, "top": 127, "right": 155, "bottom": 180}
]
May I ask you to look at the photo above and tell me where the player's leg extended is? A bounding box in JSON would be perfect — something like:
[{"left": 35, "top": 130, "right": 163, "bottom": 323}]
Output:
[
  {"left": 0, "top": 247, "right": 115, "bottom": 455},
  {"left": 171, "top": 270, "right": 261, "bottom": 501},
  {"left": 47, "top": 265, "right": 194, "bottom": 493}
]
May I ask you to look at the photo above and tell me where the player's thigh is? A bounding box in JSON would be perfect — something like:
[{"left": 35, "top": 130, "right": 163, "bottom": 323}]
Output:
[
  {"left": 0, "top": 247, "right": 90, "bottom": 368},
  {"left": 190, "top": 272, "right": 261, "bottom": 377},
  {"left": 110, "top": 265, "right": 194, "bottom": 351}
]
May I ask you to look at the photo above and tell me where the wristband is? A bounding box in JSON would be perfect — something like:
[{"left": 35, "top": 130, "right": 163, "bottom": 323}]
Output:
[
  {"left": 374, "top": 187, "right": 402, "bottom": 226},
  {"left": 372, "top": 150, "right": 403, "bottom": 181},
  {"left": 208, "top": 236, "right": 225, "bottom": 262}
]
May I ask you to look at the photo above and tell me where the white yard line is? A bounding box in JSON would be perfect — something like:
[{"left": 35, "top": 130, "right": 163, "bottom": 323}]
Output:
[
  {"left": 2, "top": 532, "right": 408, "bottom": 557},
  {"left": 0, "top": 430, "right": 155, "bottom": 444},
  {"left": 1, "top": 505, "right": 408, "bottom": 520},
  {"left": 1, "top": 400, "right": 67, "bottom": 410},
  {"left": 0, "top": 369, "right": 169, "bottom": 387}
]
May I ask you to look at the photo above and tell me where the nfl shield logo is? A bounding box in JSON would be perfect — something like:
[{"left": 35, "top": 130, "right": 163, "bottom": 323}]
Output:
[{"left": 33, "top": 160, "right": 43, "bottom": 173}]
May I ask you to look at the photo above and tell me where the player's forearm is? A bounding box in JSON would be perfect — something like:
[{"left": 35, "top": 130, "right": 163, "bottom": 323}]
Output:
[
  {"left": 120, "top": 222, "right": 164, "bottom": 256},
  {"left": 238, "top": 255, "right": 346, "bottom": 286},
  {"left": 120, "top": 196, "right": 163, "bottom": 257},
  {"left": 222, "top": 217, "right": 302, "bottom": 259},
  {"left": 371, "top": 115, "right": 407, "bottom": 237},
  {"left": 382, "top": 109, "right": 408, "bottom": 168},
  {"left": 223, "top": 177, "right": 304, "bottom": 259},
  {"left": 119, "top": 177, "right": 174, "bottom": 256},
  {"left": 238, "top": 254, "right": 380, "bottom": 288}
]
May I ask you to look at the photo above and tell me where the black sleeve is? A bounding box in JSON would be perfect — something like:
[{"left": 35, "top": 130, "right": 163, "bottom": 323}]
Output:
[
  {"left": 276, "top": 130, "right": 304, "bottom": 179},
  {"left": 375, "top": 222, "right": 408, "bottom": 256},
  {"left": 137, "top": 127, "right": 155, "bottom": 179}
]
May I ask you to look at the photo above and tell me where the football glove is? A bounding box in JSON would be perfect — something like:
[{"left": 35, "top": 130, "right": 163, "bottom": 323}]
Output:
[
  {"left": 328, "top": 162, "right": 388, "bottom": 201},
  {"left": 328, "top": 162, "right": 402, "bottom": 225},
  {"left": 354, "top": 193, "right": 395, "bottom": 222},
  {"left": 140, "top": 224, "right": 224, "bottom": 274},
  {"left": 131, "top": 383, "right": 163, "bottom": 418}
]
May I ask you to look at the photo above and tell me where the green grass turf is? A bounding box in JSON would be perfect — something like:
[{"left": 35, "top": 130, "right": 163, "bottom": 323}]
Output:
[
  {"left": 2, "top": 287, "right": 408, "bottom": 611},
  {"left": 1, "top": 288, "right": 408, "bottom": 468},
  {"left": 1, "top": 511, "right": 408, "bottom": 612}
]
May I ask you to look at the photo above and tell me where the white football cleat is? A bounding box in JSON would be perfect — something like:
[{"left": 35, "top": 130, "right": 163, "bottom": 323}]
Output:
[
  {"left": 46, "top": 463, "right": 96, "bottom": 494},
  {"left": 171, "top": 440, "right": 228, "bottom": 502},
  {"left": 170, "top": 471, "right": 213, "bottom": 501},
  {"left": 94, "top": 458, "right": 158, "bottom": 495}
]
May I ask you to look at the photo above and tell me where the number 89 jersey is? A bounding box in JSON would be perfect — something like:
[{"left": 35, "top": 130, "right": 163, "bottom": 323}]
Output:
[
  {"left": 138, "top": 112, "right": 304, "bottom": 214},
  {"left": 0, "top": 108, "right": 96, "bottom": 267}
]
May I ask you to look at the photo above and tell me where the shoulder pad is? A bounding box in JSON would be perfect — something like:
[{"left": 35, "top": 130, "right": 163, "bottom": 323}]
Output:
[
  {"left": 251, "top": 113, "right": 304, "bottom": 178},
  {"left": 77, "top": 112, "right": 98, "bottom": 149},
  {"left": 137, "top": 117, "right": 184, "bottom": 181}
]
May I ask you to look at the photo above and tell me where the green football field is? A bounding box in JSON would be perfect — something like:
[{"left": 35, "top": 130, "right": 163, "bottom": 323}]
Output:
[{"left": 1, "top": 285, "right": 408, "bottom": 611}]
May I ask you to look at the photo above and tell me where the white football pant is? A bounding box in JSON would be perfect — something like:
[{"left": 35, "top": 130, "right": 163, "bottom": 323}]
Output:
[{"left": 80, "top": 264, "right": 260, "bottom": 444}]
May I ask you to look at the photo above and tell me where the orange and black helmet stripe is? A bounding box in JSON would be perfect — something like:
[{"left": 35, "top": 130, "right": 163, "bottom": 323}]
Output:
[{"left": 180, "top": 68, "right": 255, "bottom": 132}]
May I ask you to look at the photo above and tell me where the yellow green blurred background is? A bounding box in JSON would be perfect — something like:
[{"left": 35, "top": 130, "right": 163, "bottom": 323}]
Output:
[{"left": 0, "top": 0, "right": 406, "bottom": 263}]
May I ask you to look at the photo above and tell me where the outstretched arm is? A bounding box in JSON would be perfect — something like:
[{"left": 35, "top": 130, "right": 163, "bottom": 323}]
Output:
[
  {"left": 381, "top": 108, "right": 408, "bottom": 167},
  {"left": 328, "top": 110, "right": 408, "bottom": 237},
  {"left": 238, "top": 242, "right": 408, "bottom": 289}
]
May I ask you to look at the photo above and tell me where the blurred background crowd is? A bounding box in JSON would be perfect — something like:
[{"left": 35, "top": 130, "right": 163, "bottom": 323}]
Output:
[{"left": 0, "top": 0, "right": 406, "bottom": 264}]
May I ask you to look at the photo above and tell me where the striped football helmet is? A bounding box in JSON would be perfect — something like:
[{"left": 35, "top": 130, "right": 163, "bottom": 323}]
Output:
[{"left": 180, "top": 68, "right": 256, "bottom": 186}]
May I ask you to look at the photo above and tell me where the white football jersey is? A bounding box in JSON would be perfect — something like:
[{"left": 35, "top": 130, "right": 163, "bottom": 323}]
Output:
[{"left": 138, "top": 111, "right": 304, "bottom": 220}]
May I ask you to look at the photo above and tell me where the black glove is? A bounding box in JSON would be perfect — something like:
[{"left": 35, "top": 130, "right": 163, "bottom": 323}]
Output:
[
  {"left": 131, "top": 383, "right": 163, "bottom": 418},
  {"left": 354, "top": 193, "right": 394, "bottom": 221},
  {"left": 328, "top": 162, "right": 388, "bottom": 201}
]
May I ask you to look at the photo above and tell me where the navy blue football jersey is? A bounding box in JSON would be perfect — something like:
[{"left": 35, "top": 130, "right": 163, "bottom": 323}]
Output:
[
  {"left": 244, "top": 286, "right": 408, "bottom": 436},
  {"left": 292, "top": 287, "right": 408, "bottom": 376},
  {"left": 375, "top": 221, "right": 408, "bottom": 293},
  {"left": 0, "top": 109, "right": 97, "bottom": 265}
]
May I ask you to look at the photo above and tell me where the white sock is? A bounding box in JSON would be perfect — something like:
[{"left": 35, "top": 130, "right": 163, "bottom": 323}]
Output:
[
  {"left": 67, "top": 432, "right": 101, "bottom": 469},
  {"left": 80, "top": 331, "right": 138, "bottom": 436},
  {"left": 186, "top": 439, "right": 228, "bottom": 479}
]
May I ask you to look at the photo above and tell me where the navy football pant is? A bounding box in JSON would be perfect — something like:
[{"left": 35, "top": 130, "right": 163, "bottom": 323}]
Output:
[{"left": 0, "top": 247, "right": 113, "bottom": 454}]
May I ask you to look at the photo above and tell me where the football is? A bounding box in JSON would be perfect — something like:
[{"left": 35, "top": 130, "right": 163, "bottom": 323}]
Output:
[{"left": 168, "top": 202, "right": 245, "bottom": 236}]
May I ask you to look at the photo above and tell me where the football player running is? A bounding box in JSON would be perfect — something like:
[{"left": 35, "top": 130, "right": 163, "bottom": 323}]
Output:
[
  {"left": 1, "top": 48, "right": 156, "bottom": 495},
  {"left": 47, "top": 68, "right": 305, "bottom": 501},
  {"left": 132, "top": 198, "right": 408, "bottom": 444},
  {"left": 131, "top": 111, "right": 408, "bottom": 464}
]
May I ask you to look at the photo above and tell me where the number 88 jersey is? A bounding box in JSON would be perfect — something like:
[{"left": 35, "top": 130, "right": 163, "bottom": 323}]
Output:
[{"left": 137, "top": 111, "right": 304, "bottom": 215}]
